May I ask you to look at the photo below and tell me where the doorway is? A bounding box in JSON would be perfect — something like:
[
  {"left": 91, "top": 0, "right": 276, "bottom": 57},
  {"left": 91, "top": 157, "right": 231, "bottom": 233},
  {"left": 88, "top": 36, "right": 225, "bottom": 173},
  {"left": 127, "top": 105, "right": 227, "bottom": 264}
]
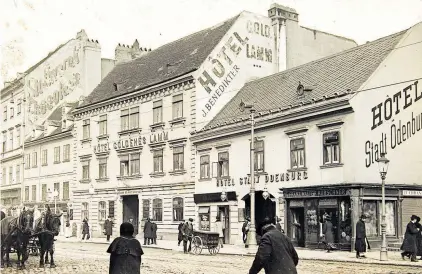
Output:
[
  {"left": 320, "top": 208, "right": 339, "bottom": 243},
  {"left": 290, "top": 208, "right": 305, "bottom": 247},
  {"left": 218, "top": 206, "right": 230, "bottom": 244},
  {"left": 244, "top": 191, "right": 276, "bottom": 236},
  {"left": 123, "top": 195, "right": 139, "bottom": 235}
]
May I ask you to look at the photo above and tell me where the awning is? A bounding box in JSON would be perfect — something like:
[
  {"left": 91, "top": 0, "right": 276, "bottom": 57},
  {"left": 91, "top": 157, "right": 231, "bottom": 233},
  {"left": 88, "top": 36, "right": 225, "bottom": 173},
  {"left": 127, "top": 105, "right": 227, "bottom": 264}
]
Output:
[
  {"left": 194, "top": 191, "right": 236, "bottom": 203},
  {"left": 198, "top": 207, "right": 210, "bottom": 214}
]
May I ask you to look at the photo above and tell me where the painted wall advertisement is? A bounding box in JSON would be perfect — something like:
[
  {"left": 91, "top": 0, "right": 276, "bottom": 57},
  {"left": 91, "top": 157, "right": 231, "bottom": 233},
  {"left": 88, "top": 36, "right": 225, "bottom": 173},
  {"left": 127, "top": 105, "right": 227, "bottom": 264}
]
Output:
[{"left": 365, "top": 81, "right": 421, "bottom": 167}]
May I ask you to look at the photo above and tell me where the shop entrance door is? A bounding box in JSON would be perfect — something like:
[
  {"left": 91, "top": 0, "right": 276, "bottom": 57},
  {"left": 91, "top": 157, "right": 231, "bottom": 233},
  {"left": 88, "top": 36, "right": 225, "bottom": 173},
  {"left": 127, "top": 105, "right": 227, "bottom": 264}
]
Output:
[
  {"left": 291, "top": 208, "right": 305, "bottom": 247},
  {"left": 320, "top": 208, "right": 339, "bottom": 243},
  {"left": 218, "top": 206, "right": 230, "bottom": 244},
  {"left": 123, "top": 195, "right": 139, "bottom": 235}
]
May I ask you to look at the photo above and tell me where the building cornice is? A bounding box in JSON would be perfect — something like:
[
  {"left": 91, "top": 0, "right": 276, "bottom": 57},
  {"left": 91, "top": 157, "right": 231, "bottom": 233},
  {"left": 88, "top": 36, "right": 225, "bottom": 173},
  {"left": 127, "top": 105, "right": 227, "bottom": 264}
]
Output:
[
  {"left": 73, "top": 74, "right": 195, "bottom": 118},
  {"left": 191, "top": 97, "right": 353, "bottom": 144},
  {"left": 24, "top": 130, "right": 73, "bottom": 148},
  {"left": 0, "top": 79, "right": 24, "bottom": 100}
]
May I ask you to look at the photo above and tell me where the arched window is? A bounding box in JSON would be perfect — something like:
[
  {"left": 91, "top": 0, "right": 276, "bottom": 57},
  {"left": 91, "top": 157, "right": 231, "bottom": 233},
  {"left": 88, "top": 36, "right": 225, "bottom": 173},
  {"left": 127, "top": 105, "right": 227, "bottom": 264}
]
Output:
[
  {"left": 82, "top": 202, "right": 89, "bottom": 220},
  {"left": 173, "top": 197, "right": 184, "bottom": 221},
  {"left": 152, "top": 198, "right": 162, "bottom": 221},
  {"left": 98, "top": 201, "right": 106, "bottom": 221}
]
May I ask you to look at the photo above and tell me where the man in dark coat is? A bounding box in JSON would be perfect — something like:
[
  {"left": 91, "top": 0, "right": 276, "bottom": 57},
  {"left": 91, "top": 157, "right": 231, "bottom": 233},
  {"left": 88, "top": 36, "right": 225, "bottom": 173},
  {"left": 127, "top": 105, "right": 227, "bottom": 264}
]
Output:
[
  {"left": 249, "top": 223, "right": 299, "bottom": 274},
  {"left": 104, "top": 216, "right": 113, "bottom": 242},
  {"left": 151, "top": 222, "right": 158, "bottom": 245},
  {"left": 242, "top": 217, "right": 251, "bottom": 246},
  {"left": 82, "top": 218, "right": 90, "bottom": 241},
  {"left": 143, "top": 218, "right": 152, "bottom": 245},
  {"left": 177, "top": 220, "right": 184, "bottom": 246},
  {"left": 401, "top": 215, "right": 420, "bottom": 262},
  {"left": 355, "top": 214, "right": 369, "bottom": 258},
  {"left": 182, "top": 218, "right": 194, "bottom": 254}
]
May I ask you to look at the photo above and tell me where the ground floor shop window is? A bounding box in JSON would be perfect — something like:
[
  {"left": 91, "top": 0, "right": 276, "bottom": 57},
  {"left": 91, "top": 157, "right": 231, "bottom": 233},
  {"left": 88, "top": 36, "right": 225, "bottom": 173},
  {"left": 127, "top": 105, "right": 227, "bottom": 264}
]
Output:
[
  {"left": 82, "top": 202, "right": 89, "bottom": 220},
  {"left": 198, "top": 207, "right": 210, "bottom": 231},
  {"left": 363, "top": 200, "right": 397, "bottom": 237},
  {"left": 173, "top": 197, "right": 183, "bottom": 221},
  {"left": 142, "top": 199, "right": 150, "bottom": 219}
]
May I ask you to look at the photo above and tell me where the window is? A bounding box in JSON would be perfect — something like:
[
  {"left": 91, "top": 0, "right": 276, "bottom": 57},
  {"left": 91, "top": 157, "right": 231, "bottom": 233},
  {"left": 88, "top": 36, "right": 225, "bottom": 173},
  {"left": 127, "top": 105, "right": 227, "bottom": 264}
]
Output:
[
  {"left": 290, "top": 138, "right": 305, "bottom": 168},
  {"left": 3, "top": 107, "right": 7, "bottom": 121},
  {"left": 152, "top": 198, "right": 163, "bottom": 221},
  {"left": 25, "top": 154, "right": 30, "bottom": 169},
  {"left": 121, "top": 107, "right": 139, "bottom": 131},
  {"left": 254, "top": 140, "right": 264, "bottom": 172},
  {"left": 200, "top": 155, "right": 210, "bottom": 179},
  {"left": 108, "top": 201, "right": 115, "bottom": 218},
  {"left": 42, "top": 184, "right": 47, "bottom": 201},
  {"left": 120, "top": 154, "right": 140, "bottom": 176},
  {"left": 16, "top": 127, "right": 20, "bottom": 147},
  {"left": 153, "top": 149, "right": 163, "bottom": 173},
  {"left": 173, "top": 146, "right": 184, "bottom": 171},
  {"left": 32, "top": 185, "right": 36, "bottom": 201},
  {"left": 42, "top": 149, "right": 48, "bottom": 166},
  {"left": 172, "top": 94, "right": 183, "bottom": 119},
  {"left": 17, "top": 101, "right": 21, "bottom": 114},
  {"left": 63, "top": 182, "right": 69, "bottom": 200},
  {"left": 2, "top": 168, "right": 6, "bottom": 185},
  {"left": 99, "top": 115, "right": 107, "bottom": 135},
  {"left": 54, "top": 147, "right": 60, "bottom": 163},
  {"left": 15, "top": 165, "right": 20, "bottom": 184},
  {"left": 82, "top": 202, "right": 89, "bottom": 220},
  {"left": 25, "top": 186, "right": 29, "bottom": 201},
  {"left": 53, "top": 182, "right": 60, "bottom": 199},
  {"left": 217, "top": 152, "right": 229, "bottom": 177},
  {"left": 2, "top": 133, "right": 6, "bottom": 152},
  {"left": 99, "top": 158, "right": 107, "bottom": 179},
  {"left": 363, "top": 200, "right": 397, "bottom": 237},
  {"left": 63, "top": 144, "right": 70, "bottom": 161},
  {"left": 153, "top": 100, "right": 163, "bottom": 124},
  {"left": 323, "top": 131, "right": 340, "bottom": 164},
  {"left": 142, "top": 200, "right": 150, "bottom": 219},
  {"left": 198, "top": 207, "right": 210, "bottom": 231},
  {"left": 9, "top": 167, "right": 13, "bottom": 184},
  {"left": 10, "top": 107, "right": 14, "bottom": 118},
  {"left": 82, "top": 161, "right": 90, "bottom": 179},
  {"left": 32, "top": 152, "right": 37, "bottom": 167},
  {"left": 82, "top": 119, "right": 90, "bottom": 139},
  {"left": 99, "top": 201, "right": 106, "bottom": 221},
  {"left": 173, "top": 197, "right": 184, "bottom": 221},
  {"left": 9, "top": 131, "right": 13, "bottom": 150}
]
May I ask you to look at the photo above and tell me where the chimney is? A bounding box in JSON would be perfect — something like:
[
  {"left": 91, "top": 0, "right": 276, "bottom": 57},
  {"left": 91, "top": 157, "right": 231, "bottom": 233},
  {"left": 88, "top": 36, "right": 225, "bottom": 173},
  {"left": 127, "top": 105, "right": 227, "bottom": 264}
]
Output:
[
  {"left": 115, "top": 39, "right": 150, "bottom": 64},
  {"left": 76, "top": 29, "right": 88, "bottom": 40}
]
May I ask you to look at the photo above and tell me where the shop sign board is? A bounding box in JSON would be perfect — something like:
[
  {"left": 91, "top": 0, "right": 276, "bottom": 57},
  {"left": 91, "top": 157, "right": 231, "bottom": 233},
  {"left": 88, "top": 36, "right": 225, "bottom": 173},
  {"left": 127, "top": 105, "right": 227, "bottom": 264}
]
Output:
[
  {"left": 402, "top": 190, "right": 422, "bottom": 197},
  {"left": 215, "top": 170, "right": 308, "bottom": 187},
  {"left": 284, "top": 188, "right": 350, "bottom": 199}
]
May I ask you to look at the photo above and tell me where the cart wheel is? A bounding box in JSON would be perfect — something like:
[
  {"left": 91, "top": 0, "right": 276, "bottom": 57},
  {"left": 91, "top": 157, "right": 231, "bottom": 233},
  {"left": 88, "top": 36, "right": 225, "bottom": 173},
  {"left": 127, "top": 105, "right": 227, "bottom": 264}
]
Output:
[
  {"left": 191, "top": 236, "right": 203, "bottom": 255},
  {"left": 208, "top": 244, "right": 220, "bottom": 255},
  {"left": 32, "top": 247, "right": 39, "bottom": 256}
]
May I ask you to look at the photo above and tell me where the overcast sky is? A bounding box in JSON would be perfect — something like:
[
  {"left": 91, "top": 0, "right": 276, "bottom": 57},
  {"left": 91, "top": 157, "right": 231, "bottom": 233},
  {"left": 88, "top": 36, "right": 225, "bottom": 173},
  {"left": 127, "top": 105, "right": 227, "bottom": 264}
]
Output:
[{"left": 1, "top": 0, "right": 422, "bottom": 88}]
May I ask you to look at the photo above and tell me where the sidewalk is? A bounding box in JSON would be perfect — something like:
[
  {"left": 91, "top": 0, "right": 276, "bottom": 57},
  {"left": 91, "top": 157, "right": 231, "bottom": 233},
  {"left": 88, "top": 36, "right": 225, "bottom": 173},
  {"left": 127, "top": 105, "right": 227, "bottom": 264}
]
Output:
[{"left": 56, "top": 236, "right": 420, "bottom": 267}]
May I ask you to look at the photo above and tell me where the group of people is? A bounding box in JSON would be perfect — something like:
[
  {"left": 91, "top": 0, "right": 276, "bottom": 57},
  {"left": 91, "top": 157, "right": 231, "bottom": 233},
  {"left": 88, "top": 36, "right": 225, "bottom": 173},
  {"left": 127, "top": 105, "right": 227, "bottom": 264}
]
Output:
[
  {"left": 401, "top": 214, "right": 422, "bottom": 262},
  {"left": 143, "top": 218, "right": 158, "bottom": 245},
  {"left": 177, "top": 218, "right": 194, "bottom": 253}
]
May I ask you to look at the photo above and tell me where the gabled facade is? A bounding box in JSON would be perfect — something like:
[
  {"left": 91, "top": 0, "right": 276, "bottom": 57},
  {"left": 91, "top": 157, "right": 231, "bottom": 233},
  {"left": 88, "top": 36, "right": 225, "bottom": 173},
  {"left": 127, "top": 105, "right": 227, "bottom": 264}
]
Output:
[
  {"left": 72, "top": 5, "right": 358, "bottom": 240},
  {"left": 190, "top": 22, "right": 422, "bottom": 249}
]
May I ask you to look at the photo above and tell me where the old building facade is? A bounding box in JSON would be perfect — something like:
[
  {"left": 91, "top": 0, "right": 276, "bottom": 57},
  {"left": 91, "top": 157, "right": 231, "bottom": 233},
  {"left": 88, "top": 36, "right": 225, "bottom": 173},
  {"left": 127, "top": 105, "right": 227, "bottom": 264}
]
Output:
[
  {"left": 72, "top": 5, "right": 357, "bottom": 240},
  {"left": 191, "top": 22, "right": 422, "bottom": 248}
]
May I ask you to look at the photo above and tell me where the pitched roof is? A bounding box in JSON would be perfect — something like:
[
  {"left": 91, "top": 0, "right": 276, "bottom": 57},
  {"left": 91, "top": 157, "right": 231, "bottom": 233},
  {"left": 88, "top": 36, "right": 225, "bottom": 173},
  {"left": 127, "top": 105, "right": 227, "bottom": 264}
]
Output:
[
  {"left": 202, "top": 29, "right": 407, "bottom": 131},
  {"left": 78, "top": 15, "right": 239, "bottom": 108},
  {"left": 45, "top": 101, "right": 79, "bottom": 122}
]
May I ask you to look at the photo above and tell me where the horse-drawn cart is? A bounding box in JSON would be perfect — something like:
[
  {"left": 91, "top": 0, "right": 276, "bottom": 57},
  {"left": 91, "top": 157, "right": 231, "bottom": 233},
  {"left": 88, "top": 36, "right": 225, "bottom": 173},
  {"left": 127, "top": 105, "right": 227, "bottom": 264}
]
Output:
[{"left": 191, "top": 230, "right": 220, "bottom": 255}]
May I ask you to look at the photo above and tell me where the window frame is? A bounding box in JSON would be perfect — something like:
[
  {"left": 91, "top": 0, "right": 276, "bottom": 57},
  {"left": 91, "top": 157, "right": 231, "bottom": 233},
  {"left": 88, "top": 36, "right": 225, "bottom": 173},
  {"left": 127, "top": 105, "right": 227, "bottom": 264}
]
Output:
[
  {"left": 290, "top": 137, "right": 306, "bottom": 169},
  {"left": 2, "top": 133, "right": 6, "bottom": 152},
  {"left": 152, "top": 198, "right": 163, "bottom": 221},
  {"left": 54, "top": 182, "right": 60, "bottom": 200},
  {"left": 42, "top": 149, "right": 48, "bottom": 166},
  {"left": 98, "top": 201, "right": 107, "bottom": 222},
  {"left": 31, "top": 185, "right": 36, "bottom": 201},
  {"left": 82, "top": 119, "right": 90, "bottom": 139},
  {"left": 15, "top": 165, "right": 20, "bottom": 184},
  {"left": 63, "top": 181, "right": 69, "bottom": 200},
  {"left": 322, "top": 131, "right": 341, "bottom": 165},
  {"left": 119, "top": 153, "right": 140, "bottom": 176},
  {"left": 254, "top": 140, "right": 265, "bottom": 172},
  {"left": 142, "top": 199, "right": 150, "bottom": 220},
  {"left": 153, "top": 149, "right": 164, "bottom": 173},
  {"left": 120, "top": 107, "right": 139, "bottom": 131},
  {"left": 25, "top": 186, "right": 29, "bottom": 201},
  {"left": 82, "top": 161, "right": 90, "bottom": 180},
  {"left": 172, "top": 146, "right": 184, "bottom": 171},
  {"left": 8, "top": 166, "right": 13, "bottom": 184},
  {"left": 99, "top": 114, "right": 108, "bottom": 136},
  {"left": 54, "top": 146, "right": 61, "bottom": 163},
  {"left": 81, "top": 202, "right": 89, "bottom": 220},
  {"left": 9, "top": 130, "right": 13, "bottom": 150},
  {"left": 172, "top": 197, "right": 184, "bottom": 222},
  {"left": 32, "top": 151, "right": 37, "bottom": 168},
  {"left": 98, "top": 158, "right": 108, "bottom": 179},
  {"left": 172, "top": 94, "right": 183, "bottom": 119},
  {"left": 200, "top": 155, "right": 210, "bottom": 179},
  {"left": 63, "top": 144, "right": 70, "bottom": 162},
  {"left": 42, "top": 184, "right": 47, "bottom": 201},
  {"left": 217, "top": 151, "right": 229, "bottom": 178},
  {"left": 153, "top": 100, "right": 163, "bottom": 124}
]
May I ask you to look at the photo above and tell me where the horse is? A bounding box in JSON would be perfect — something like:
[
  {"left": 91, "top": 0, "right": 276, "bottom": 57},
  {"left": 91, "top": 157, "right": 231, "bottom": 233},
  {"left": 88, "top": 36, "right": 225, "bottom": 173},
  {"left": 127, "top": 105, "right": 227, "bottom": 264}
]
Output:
[
  {"left": 0, "top": 208, "right": 34, "bottom": 269},
  {"left": 34, "top": 213, "right": 62, "bottom": 268}
]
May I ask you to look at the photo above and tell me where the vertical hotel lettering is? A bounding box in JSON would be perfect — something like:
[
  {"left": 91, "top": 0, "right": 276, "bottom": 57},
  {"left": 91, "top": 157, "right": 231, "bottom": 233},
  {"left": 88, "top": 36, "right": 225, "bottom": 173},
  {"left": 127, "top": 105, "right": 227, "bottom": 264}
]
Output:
[{"left": 198, "top": 32, "right": 249, "bottom": 117}]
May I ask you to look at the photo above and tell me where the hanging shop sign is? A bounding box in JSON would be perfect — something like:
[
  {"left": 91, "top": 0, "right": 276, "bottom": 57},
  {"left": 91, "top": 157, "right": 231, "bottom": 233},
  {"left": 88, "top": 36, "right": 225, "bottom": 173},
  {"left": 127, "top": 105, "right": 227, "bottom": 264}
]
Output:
[{"left": 284, "top": 188, "right": 350, "bottom": 199}]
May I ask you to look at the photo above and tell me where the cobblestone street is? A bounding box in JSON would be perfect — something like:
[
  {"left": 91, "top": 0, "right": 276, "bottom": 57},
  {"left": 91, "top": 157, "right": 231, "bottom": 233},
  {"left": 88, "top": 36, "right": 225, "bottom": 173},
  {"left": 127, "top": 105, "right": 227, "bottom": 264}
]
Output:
[{"left": 1, "top": 242, "right": 422, "bottom": 274}]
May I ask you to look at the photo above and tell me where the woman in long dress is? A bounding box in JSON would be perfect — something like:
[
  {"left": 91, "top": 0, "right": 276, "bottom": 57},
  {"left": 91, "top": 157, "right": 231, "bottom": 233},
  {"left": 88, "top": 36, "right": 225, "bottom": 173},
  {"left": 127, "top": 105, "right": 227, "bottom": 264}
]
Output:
[{"left": 322, "top": 216, "right": 335, "bottom": 252}]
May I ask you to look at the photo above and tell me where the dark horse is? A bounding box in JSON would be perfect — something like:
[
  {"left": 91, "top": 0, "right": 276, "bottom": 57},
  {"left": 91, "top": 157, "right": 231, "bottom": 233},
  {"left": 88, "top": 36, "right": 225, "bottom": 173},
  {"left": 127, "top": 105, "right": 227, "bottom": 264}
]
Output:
[
  {"left": 0, "top": 208, "right": 34, "bottom": 269},
  {"left": 34, "top": 213, "right": 62, "bottom": 268}
]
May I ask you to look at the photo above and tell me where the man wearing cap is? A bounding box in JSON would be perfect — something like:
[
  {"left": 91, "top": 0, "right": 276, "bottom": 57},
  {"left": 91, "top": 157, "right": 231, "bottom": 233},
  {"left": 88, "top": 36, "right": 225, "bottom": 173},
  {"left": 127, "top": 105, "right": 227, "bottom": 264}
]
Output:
[
  {"left": 182, "top": 218, "right": 194, "bottom": 254},
  {"left": 242, "top": 217, "right": 251, "bottom": 246},
  {"left": 401, "top": 215, "right": 420, "bottom": 262},
  {"left": 355, "top": 214, "right": 369, "bottom": 258},
  {"left": 104, "top": 216, "right": 114, "bottom": 242}
]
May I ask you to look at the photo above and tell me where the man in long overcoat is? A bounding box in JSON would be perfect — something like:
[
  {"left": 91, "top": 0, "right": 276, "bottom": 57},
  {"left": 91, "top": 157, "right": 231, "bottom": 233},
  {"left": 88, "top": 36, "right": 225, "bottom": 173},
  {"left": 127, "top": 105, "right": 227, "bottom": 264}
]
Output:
[
  {"left": 182, "top": 218, "right": 194, "bottom": 254},
  {"left": 249, "top": 223, "right": 299, "bottom": 274},
  {"left": 151, "top": 222, "right": 158, "bottom": 245},
  {"left": 401, "top": 215, "right": 420, "bottom": 262},
  {"left": 355, "top": 214, "right": 369, "bottom": 258},
  {"left": 143, "top": 218, "right": 153, "bottom": 245},
  {"left": 177, "top": 220, "right": 184, "bottom": 246},
  {"left": 104, "top": 216, "right": 113, "bottom": 242}
]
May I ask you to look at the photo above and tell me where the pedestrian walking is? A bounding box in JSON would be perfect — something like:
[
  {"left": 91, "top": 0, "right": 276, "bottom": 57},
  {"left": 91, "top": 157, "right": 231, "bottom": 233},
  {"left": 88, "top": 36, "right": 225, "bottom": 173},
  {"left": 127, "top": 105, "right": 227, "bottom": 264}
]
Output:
[
  {"left": 401, "top": 215, "right": 420, "bottom": 262},
  {"left": 143, "top": 218, "right": 153, "bottom": 245},
  {"left": 215, "top": 216, "right": 224, "bottom": 248},
  {"left": 322, "top": 215, "right": 335, "bottom": 252},
  {"left": 182, "top": 218, "right": 194, "bottom": 254},
  {"left": 151, "top": 221, "right": 158, "bottom": 245},
  {"left": 178, "top": 220, "right": 184, "bottom": 246},
  {"left": 107, "top": 222, "right": 144, "bottom": 274},
  {"left": 415, "top": 216, "right": 422, "bottom": 260},
  {"left": 249, "top": 223, "right": 299, "bottom": 274},
  {"left": 82, "top": 218, "right": 90, "bottom": 241},
  {"left": 355, "top": 214, "right": 370, "bottom": 258},
  {"left": 275, "top": 217, "right": 284, "bottom": 234},
  {"left": 242, "top": 217, "right": 251, "bottom": 246},
  {"left": 104, "top": 216, "right": 114, "bottom": 242}
]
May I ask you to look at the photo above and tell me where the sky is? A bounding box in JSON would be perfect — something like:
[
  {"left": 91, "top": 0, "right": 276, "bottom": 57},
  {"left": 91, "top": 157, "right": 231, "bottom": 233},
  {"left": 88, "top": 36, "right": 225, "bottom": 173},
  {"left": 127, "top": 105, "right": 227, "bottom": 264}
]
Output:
[{"left": 1, "top": 0, "right": 422, "bottom": 88}]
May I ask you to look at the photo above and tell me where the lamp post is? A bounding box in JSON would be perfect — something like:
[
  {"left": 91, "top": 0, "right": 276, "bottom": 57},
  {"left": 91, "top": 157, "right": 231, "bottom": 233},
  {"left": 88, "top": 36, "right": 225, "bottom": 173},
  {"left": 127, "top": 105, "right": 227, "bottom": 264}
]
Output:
[
  {"left": 239, "top": 100, "right": 258, "bottom": 252},
  {"left": 377, "top": 152, "right": 390, "bottom": 261}
]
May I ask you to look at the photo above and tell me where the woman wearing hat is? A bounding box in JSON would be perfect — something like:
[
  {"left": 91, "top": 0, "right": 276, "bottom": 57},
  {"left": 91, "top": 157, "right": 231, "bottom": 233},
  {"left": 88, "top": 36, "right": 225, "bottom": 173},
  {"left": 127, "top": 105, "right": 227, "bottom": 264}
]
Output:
[
  {"left": 355, "top": 214, "right": 369, "bottom": 258},
  {"left": 401, "top": 215, "right": 420, "bottom": 262},
  {"left": 107, "top": 222, "right": 144, "bottom": 274},
  {"left": 322, "top": 215, "right": 335, "bottom": 252}
]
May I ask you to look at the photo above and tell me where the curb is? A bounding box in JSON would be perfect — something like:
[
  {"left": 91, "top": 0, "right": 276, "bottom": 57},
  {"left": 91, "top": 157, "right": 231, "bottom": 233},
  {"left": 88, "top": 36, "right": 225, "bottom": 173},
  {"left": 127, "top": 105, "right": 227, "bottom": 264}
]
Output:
[{"left": 55, "top": 239, "right": 419, "bottom": 267}]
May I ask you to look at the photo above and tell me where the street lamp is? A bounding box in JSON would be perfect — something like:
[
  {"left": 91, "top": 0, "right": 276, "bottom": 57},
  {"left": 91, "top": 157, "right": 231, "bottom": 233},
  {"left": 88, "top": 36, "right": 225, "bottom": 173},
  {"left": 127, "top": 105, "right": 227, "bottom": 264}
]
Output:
[
  {"left": 262, "top": 187, "right": 269, "bottom": 200},
  {"left": 377, "top": 152, "right": 390, "bottom": 261},
  {"left": 239, "top": 100, "right": 258, "bottom": 253}
]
